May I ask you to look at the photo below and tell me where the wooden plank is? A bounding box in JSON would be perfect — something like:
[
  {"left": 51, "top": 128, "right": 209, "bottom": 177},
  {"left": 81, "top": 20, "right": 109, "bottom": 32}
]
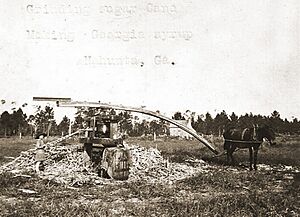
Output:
[{"left": 33, "top": 97, "right": 71, "bottom": 102}]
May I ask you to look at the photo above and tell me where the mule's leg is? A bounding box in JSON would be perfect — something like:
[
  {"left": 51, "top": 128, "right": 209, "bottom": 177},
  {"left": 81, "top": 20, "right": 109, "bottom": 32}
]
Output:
[
  {"left": 253, "top": 147, "right": 259, "bottom": 170},
  {"left": 224, "top": 142, "right": 230, "bottom": 165},
  {"left": 249, "top": 147, "right": 253, "bottom": 171},
  {"left": 226, "top": 150, "right": 230, "bottom": 165},
  {"left": 230, "top": 147, "right": 236, "bottom": 165}
]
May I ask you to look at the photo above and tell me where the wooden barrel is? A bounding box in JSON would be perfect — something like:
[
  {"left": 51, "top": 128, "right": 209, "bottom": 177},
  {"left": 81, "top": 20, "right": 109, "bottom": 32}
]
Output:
[{"left": 102, "top": 147, "right": 130, "bottom": 180}]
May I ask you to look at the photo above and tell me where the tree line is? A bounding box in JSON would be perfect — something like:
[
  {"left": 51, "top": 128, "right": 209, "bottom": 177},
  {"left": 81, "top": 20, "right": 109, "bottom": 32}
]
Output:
[
  {"left": 0, "top": 106, "right": 70, "bottom": 137},
  {"left": 0, "top": 105, "right": 299, "bottom": 137},
  {"left": 190, "top": 110, "right": 300, "bottom": 136}
]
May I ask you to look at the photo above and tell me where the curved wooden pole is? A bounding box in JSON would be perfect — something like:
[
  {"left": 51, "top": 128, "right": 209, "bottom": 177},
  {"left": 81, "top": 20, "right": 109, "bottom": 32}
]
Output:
[{"left": 59, "top": 101, "right": 219, "bottom": 155}]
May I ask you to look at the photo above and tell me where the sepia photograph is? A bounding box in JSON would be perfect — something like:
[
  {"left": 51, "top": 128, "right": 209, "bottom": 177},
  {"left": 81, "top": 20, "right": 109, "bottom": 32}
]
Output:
[{"left": 0, "top": 0, "right": 299, "bottom": 216}]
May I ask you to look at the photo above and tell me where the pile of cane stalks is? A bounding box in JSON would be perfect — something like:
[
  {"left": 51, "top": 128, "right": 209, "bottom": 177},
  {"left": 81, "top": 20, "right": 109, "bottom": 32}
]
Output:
[{"left": 1, "top": 141, "right": 209, "bottom": 186}]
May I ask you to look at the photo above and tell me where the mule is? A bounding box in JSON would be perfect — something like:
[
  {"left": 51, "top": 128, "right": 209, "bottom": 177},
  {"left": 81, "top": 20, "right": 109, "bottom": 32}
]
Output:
[{"left": 223, "top": 124, "right": 275, "bottom": 170}]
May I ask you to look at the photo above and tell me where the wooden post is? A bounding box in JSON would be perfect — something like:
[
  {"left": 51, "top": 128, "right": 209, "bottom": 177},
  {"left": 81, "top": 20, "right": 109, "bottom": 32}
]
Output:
[
  {"left": 47, "top": 121, "right": 52, "bottom": 137},
  {"left": 69, "top": 121, "right": 72, "bottom": 135}
]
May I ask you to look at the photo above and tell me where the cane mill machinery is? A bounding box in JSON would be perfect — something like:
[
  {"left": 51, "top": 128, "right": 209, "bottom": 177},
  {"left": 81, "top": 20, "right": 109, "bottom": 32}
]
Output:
[{"left": 33, "top": 97, "right": 219, "bottom": 180}]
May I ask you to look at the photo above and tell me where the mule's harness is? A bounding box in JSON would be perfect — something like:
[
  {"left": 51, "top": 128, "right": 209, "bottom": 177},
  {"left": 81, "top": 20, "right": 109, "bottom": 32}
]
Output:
[
  {"left": 224, "top": 139, "right": 262, "bottom": 144},
  {"left": 210, "top": 139, "right": 262, "bottom": 159},
  {"left": 226, "top": 126, "right": 261, "bottom": 144}
]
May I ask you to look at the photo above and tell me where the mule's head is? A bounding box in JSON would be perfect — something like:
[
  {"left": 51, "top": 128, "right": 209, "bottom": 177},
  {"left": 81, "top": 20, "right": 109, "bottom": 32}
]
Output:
[{"left": 256, "top": 124, "right": 276, "bottom": 145}]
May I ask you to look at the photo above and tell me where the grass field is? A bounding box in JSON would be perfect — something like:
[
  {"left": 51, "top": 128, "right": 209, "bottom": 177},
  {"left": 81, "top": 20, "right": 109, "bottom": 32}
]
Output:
[
  {"left": 0, "top": 135, "right": 299, "bottom": 216},
  {"left": 127, "top": 135, "right": 300, "bottom": 166},
  {"left": 0, "top": 137, "right": 36, "bottom": 165}
]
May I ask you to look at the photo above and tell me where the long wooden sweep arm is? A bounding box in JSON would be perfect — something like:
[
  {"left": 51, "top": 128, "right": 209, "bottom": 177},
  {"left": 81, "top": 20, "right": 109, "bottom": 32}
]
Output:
[{"left": 58, "top": 101, "right": 219, "bottom": 155}]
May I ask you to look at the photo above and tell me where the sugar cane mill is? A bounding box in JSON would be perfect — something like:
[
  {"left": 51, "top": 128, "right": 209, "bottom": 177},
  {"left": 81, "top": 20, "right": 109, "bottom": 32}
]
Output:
[{"left": 32, "top": 97, "right": 219, "bottom": 181}]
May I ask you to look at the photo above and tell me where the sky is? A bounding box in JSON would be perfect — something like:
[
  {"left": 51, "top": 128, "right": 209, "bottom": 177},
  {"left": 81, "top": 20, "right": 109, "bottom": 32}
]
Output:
[{"left": 0, "top": 0, "right": 299, "bottom": 122}]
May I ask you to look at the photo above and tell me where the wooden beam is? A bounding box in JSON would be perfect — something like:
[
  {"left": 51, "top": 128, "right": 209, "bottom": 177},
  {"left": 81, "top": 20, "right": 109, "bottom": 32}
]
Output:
[
  {"left": 60, "top": 101, "right": 219, "bottom": 155},
  {"left": 33, "top": 97, "right": 72, "bottom": 102}
]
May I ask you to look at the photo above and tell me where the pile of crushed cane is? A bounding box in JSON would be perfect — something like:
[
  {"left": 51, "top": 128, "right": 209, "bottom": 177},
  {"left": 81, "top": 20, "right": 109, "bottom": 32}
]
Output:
[{"left": 0, "top": 141, "right": 209, "bottom": 186}]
